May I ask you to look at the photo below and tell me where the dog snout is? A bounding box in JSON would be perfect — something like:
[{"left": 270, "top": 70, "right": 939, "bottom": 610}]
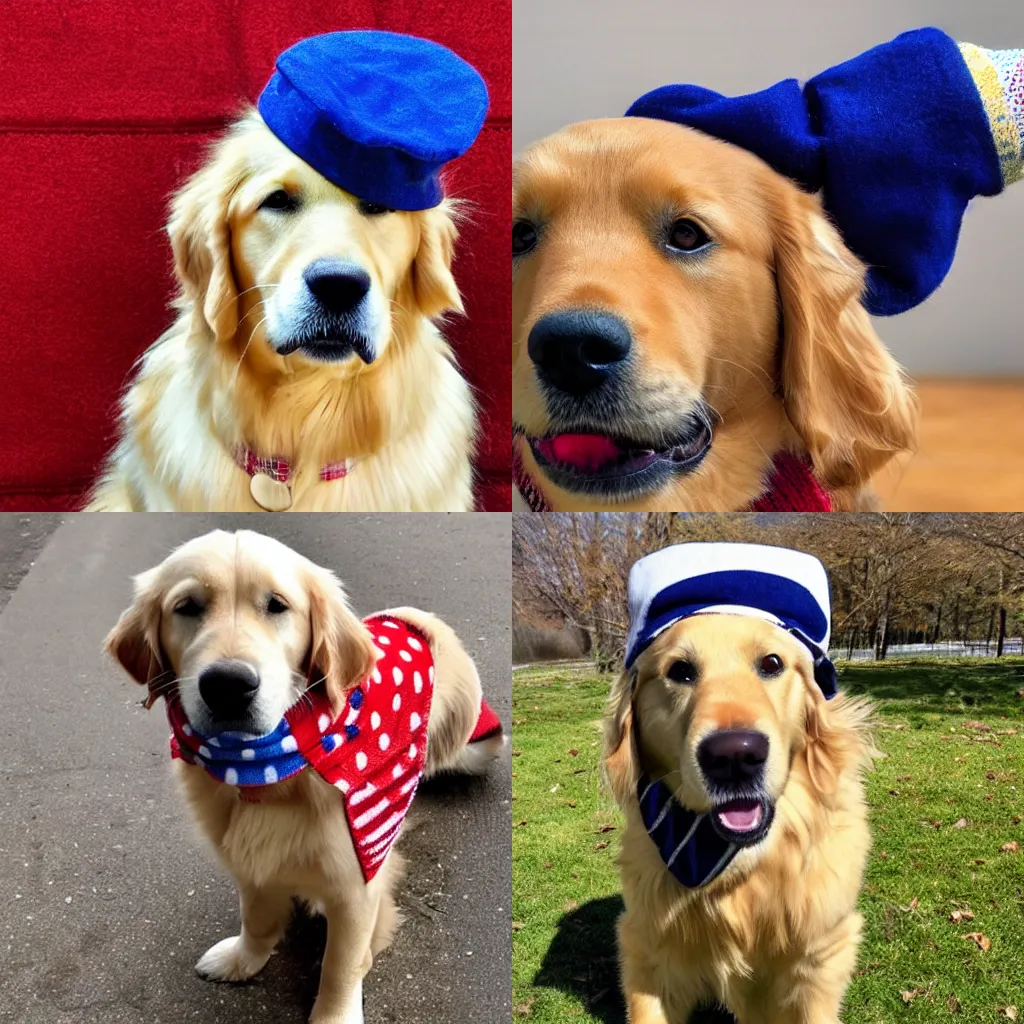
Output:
[
  {"left": 303, "top": 258, "right": 371, "bottom": 315},
  {"left": 697, "top": 729, "right": 769, "bottom": 787},
  {"left": 198, "top": 659, "right": 260, "bottom": 722},
  {"left": 527, "top": 309, "right": 631, "bottom": 396}
]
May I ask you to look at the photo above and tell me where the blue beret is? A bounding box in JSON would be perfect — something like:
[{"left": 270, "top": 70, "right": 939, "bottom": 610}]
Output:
[
  {"left": 625, "top": 543, "right": 836, "bottom": 698},
  {"left": 258, "top": 30, "right": 489, "bottom": 212},
  {"left": 627, "top": 28, "right": 1004, "bottom": 315}
]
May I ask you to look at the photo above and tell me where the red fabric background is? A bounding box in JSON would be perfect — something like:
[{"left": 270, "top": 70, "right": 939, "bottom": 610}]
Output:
[{"left": 0, "top": 0, "right": 511, "bottom": 511}]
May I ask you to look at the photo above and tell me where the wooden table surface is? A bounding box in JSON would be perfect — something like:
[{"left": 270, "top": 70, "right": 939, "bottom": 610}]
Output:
[{"left": 872, "top": 378, "right": 1024, "bottom": 512}]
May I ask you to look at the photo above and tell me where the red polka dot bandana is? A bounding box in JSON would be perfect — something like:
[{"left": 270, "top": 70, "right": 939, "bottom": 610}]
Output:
[{"left": 167, "top": 615, "right": 436, "bottom": 882}]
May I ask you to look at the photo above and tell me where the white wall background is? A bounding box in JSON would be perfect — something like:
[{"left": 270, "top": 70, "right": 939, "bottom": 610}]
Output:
[{"left": 513, "top": 0, "right": 1024, "bottom": 375}]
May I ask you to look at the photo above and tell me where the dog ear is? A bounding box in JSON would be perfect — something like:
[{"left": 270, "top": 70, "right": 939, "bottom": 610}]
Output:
[
  {"left": 603, "top": 667, "right": 639, "bottom": 806},
  {"left": 305, "top": 567, "right": 379, "bottom": 714},
  {"left": 104, "top": 568, "right": 166, "bottom": 707},
  {"left": 412, "top": 200, "right": 465, "bottom": 320},
  {"left": 167, "top": 128, "right": 249, "bottom": 343},
  {"left": 802, "top": 688, "right": 876, "bottom": 801},
  {"left": 774, "top": 188, "right": 919, "bottom": 490}
]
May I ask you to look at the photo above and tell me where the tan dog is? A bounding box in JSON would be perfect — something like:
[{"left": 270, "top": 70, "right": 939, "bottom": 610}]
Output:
[
  {"left": 89, "top": 112, "right": 475, "bottom": 512},
  {"left": 603, "top": 613, "right": 875, "bottom": 1022},
  {"left": 513, "top": 118, "right": 918, "bottom": 511},
  {"left": 105, "top": 530, "right": 504, "bottom": 1024}
]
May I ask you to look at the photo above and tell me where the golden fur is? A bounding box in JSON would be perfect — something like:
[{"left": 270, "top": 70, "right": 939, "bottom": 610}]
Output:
[
  {"left": 512, "top": 118, "right": 918, "bottom": 511},
  {"left": 603, "top": 614, "right": 876, "bottom": 1023},
  {"left": 104, "top": 530, "right": 504, "bottom": 1024},
  {"left": 89, "top": 111, "right": 475, "bottom": 511}
]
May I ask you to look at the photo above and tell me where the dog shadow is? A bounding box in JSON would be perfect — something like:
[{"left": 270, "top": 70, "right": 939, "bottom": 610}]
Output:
[{"left": 533, "top": 896, "right": 736, "bottom": 1024}]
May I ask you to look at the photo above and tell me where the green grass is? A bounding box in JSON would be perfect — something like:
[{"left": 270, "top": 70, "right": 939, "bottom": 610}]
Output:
[{"left": 512, "top": 659, "right": 1024, "bottom": 1023}]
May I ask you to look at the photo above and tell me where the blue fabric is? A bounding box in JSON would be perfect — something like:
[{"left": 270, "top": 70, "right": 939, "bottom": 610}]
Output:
[
  {"left": 627, "top": 28, "right": 1004, "bottom": 315},
  {"left": 258, "top": 30, "right": 489, "bottom": 211},
  {"left": 638, "top": 776, "right": 737, "bottom": 888},
  {"left": 185, "top": 688, "right": 363, "bottom": 787},
  {"left": 637, "top": 569, "right": 829, "bottom": 660}
]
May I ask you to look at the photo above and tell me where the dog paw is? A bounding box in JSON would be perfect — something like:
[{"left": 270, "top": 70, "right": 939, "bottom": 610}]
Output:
[{"left": 195, "top": 935, "right": 271, "bottom": 982}]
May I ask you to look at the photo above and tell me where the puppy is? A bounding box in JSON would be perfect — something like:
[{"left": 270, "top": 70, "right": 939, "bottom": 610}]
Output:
[
  {"left": 105, "top": 529, "right": 504, "bottom": 1024},
  {"left": 88, "top": 111, "right": 475, "bottom": 512},
  {"left": 603, "top": 613, "right": 875, "bottom": 1022},
  {"left": 512, "top": 118, "right": 918, "bottom": 511}
]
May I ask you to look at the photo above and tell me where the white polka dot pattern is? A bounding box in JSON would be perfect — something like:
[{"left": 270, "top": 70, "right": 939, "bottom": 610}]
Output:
[{"left": 165, "top": 614, "right": 436, "bottom": 886}]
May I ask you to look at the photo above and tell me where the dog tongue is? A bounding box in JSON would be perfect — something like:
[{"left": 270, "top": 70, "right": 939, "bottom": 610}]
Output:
[
  {"left": 718, "top": 800, "right": 762, "bottom": 832},
  {"left": 536, "top": 434, "right": 622, "bottom": 470}
]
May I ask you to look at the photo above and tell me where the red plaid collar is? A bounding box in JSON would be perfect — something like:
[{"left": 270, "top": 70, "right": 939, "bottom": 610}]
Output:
[
  {"left": 234, "top": 446, "right": 351, "bottom": 483},
  {"left": 512, "top": 437, "right": 832, "bottom": 512}
]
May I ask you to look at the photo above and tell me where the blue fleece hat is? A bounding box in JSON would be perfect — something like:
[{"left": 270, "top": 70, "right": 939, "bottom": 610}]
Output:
[
  {"left": 258, "top": 30, "right": 489, "bottom": 212},
  {"left": 627, "top": 28, "right": 1004, "bottom": 315},
  {"left": 625, "top": 542, "right": 837, "bottom": 698}
]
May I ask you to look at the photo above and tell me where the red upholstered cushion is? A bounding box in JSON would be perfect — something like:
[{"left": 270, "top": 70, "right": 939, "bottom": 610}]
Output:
[{"left": 0, "top": 0, "right": 510, "bottom": 511}]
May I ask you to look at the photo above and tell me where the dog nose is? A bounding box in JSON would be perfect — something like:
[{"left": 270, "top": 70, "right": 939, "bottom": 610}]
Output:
[
  {"left": 303, "top": 259, "right": 371, "bottom": 314},
  {"left": 198, "top": 660, "right": 260, "bottom": 721},
  {"left": 697, "top": 730, "right": 769, "bottom": 786},
  {"left": 527, "top": 310, "right": 631, "bottom": 396}
]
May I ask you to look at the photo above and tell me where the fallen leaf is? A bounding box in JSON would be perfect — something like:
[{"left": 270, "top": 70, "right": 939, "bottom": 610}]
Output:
[
  {"left": 1014, "top": 816, "right": 1023, "bottom": 825},
  {"left": 953, "top": 818, "right": 968, "bottom": 829},
  {"left": 888, "top": 789, "right": 900, "bottom": 796},
  {"left": 511, "top": 921, "right": 524, "bottom": 931},
  {"left": 1000, "top": 841, "right": 1019, "bottom": 854},
  {"left": 965, "top": 720, "right": 991, "bottom": 731},
  {"left": 949, "top": 909, "right": 975, "bottom": 923},
  {"left": 961, "top": 932, "right": 991, "bottom": 952},
  {"left": 567, "top": 800, "right": 577, "bottom": 808},
  {"left": 595, "top": 823, "right": 617, "bottom": 833},
  {"left": 594, "top": 841, "right": 609, "bottom": 851},
  {"left": 899, "top": 897, "right": 919, "bottom": 913},
  {"left": 568, "top": 749, "right": 579, "bottom": 757},
  {"left": 985, "top": 771, "right": 997, "bottom": 780},
  {"left": 974, "top": 858, "right": 987, "bottom": 865},
  {"left": 1000, "top": 1006, "right": 1018, "bottom": 1021},
  {"left": 947, "top": 993, "right": 962, "bottom": 1014},
  {"left": 898, "top": 774, "right": 913, "bottom": 781},
  {"left": 543, "top": 862, "right": 553, "bottom": 870},
  {"left": 900, "top": 988, "right": 923, "bottom": 1004},
  {"left": 878, "top": 851, "right": 889, "bottom": 860}
]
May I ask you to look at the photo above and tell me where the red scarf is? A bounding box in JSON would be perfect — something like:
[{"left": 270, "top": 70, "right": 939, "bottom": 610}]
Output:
[
  {"left": 166, "top": 615, "right": 502, "bottom": 882},
  {"left": 512, "top": 441, "right": 832, "bottom": 512}
]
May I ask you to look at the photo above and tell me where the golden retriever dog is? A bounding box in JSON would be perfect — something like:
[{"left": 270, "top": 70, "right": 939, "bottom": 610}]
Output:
[
  {"left": 105, "top": 529, "right": 504, "bottom": 1024},
  {"left": 88, "top": 111, "right": 474, "bottom": 512},
  {"left": 603, "top": 613, "right": 875, "bottom": 1023},
  {"left": 512, "top": 118, "right": 919, "bottom": 511}
]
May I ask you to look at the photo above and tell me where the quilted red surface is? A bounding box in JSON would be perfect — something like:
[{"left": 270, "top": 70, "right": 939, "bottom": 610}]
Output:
[{"left": 0, "top": 0, "right": 511, "bottom": 511}]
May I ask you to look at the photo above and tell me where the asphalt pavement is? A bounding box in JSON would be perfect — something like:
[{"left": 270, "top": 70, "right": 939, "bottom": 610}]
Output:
[{"left": 0, "top": 514, "right": 511, "bottom": 1024}]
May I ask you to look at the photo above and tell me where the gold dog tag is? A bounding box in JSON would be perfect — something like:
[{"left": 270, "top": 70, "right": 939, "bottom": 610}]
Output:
[{"left": 250, "top": 473, "right": 292, "bottom": 511}]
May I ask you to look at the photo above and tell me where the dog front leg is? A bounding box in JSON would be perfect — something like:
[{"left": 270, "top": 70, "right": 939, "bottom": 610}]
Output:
[
  {"left": 309, "top": 889, "right": 380, "bottom": 1024},
  {"left": 196, "top": 882, "right": 292, "bottom": 982}
]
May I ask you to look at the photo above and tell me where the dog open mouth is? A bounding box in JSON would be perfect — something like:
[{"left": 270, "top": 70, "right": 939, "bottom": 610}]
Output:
[
  {"left": 526, "top": 418, "right": 712, "bottom": 498},
  {"left": 709, "top": 797, "right": 775, "bottom": 846}
]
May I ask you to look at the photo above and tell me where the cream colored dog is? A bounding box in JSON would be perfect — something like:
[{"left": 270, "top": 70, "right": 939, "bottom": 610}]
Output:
[
  {"left": 105, "top": 530, "right": 504, "bottom": 1024},
  {"left": 88, "top": 112, "right": 475, "bottom": 512},
  {"left": 604, "top": 613, "right": 875, "bottom": 1023}
]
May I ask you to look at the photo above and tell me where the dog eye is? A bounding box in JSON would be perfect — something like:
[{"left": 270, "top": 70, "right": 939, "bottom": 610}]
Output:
[
  {"left": 666, "top": 659, "right": 699, "bottom": 684},
  {"left": 667, "top": 219, "right": 711, "bottom": 253},
  {"left": 266, "top": 595, "right": 289, "bottom": 615},
  {"left": 512, "top": 220, "right": 538, "bottom": 256},
  {"left": 173, "top": 596, "right": 205, "bottom": 618},
  {"left": 358, "top": 199, "right": 395, "bottom": 216},
  {"left": 758, "top": 653, "right": 785, "bottom": 678},
  {"left": 260, "top": 189, "right": 300, "bottom": 213}
]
